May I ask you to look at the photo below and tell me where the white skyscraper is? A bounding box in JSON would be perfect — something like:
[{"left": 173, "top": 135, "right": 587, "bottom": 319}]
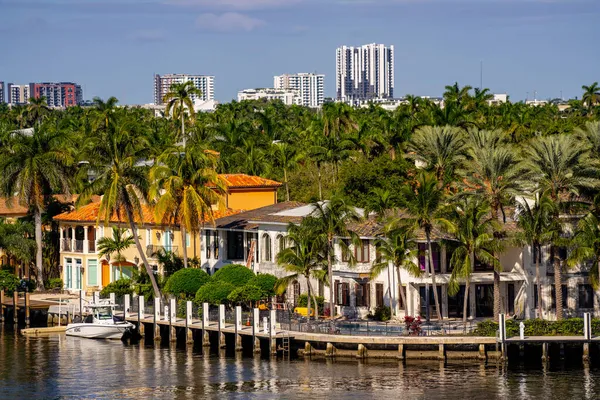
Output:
[
  {"left": 274, "top": 73, "right": 325, "bottom": 108},
  {"left": 154, "top": 74, "right": 215, "bottom": 105},
  {"left": 7, "top": 83, "right": 30, "bottom": 105},
  {"left": 336, "top": 43, "right": 394, "bottom": 102}
]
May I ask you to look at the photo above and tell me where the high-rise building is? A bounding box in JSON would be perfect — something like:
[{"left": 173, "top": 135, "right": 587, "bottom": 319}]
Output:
[
  {"left": 30, "top": 82, "right": 83, "bottom": 107},
  {"left": 0, "top": 82, "right": 5, "bottom": 104},
  {"left": 336, "top": 43, "right": 394, "bottom": 103},
  {"left": 154, "top": 74, "right": 215, "bottom": 105},
  {"left": 7, "top": 84, "right": 30, "bottom": 105},
  {"left": 273, "top": 73, "right": 325, "bottom": 108},
  {"left": 237, "top": 88, "right": 301, "bottom": 106}
]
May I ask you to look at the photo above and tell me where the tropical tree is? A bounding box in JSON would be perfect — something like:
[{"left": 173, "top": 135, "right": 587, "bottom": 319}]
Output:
[
  {"left": 275, "top": 218, "right": 326, "bottom": 319},
  {"left": 92, "top": 96, "right": 119, "bottom": 133},
  {"left": 97, "top": 226, "right": 135, "bottom": 279},
  {"left": 523, "top": 135, "right": 600, "bottom": 319},
  {"left": 568, "top": 208, "right": 600, "bottom": 289},
  {"left": 371, "top": 225, "right": 420, "bottom": 318},
  {"left": 582, "top": 82, "right": 600, "bottom": 112},
  {"left": 397, "top": 171, "right": 445, "bottom": 320},
  {"left": 514, "top": 192, "right": 557, "bottom": 318},
  {"left": 149, "top": 145, "right": 226, "bottom": 269},
  {"left": 272, "top": 142, "right": 304, "bottom": 202},
  {"left": 80, "top": 115, "right": 161, "bottom": 298},
  {"left": 27, "top": 96, "right": 51, "bottom": 127},
  {"left": 0, "top": 125, "right": 74, "bottom": 290},
  {"left": 163, "top": 81, "right": 202, "bottom": 146},
  {"left": 444, "top": 197, "right": 499, "bottom": 323},
  {"left": 310, "top": 197, "right": 360, "bottom": 317}
]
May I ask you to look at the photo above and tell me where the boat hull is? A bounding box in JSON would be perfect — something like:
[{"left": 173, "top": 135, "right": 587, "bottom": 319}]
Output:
[{"left": 65, "top": 322, "right": 134, "bottom": 340}]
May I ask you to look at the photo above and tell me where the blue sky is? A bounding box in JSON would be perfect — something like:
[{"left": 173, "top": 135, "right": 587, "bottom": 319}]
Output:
[{"left": 1, "top": 0, "right": 598, "bottom": 104}]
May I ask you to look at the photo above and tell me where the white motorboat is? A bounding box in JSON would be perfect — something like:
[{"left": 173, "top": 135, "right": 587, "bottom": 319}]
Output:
[{"left": 65, "top": 301, "right": 135, "bottom": 340}]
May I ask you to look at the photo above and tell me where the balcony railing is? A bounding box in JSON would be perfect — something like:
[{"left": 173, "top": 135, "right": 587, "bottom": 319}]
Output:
[
  {"left": 61, "top": 239, "right": 72, "bottom": 252},
  {"left": 146, "top": 245, "right": 179, "bottom": 258},
  {"left": 74, "top": 240, "right": 84, "bottom": 253},
  {"left": 61, "top": 239, "right": 97, "bottom": 253},
  {"left": 88, "top": 240, "right": 96, "bottom": 253}
]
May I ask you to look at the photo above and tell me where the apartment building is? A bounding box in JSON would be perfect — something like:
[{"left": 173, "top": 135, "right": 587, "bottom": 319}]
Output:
[
  {"left": 237, "top": 88, "right": 302, "bottom": 106},
  {"left": 0, "top": 82, "right": 5, "bottom": 104},
  {"left": 274, "top": 73, "right": 325, "bottom": 108},
  {"left": 336, "top": 43, "right": 394, "bottom": 103},
  {"left": 31, "top": 82, "right": 83, "bottom": 107},
  {"left": 154, "top": 74, "right": 215, "bottom": 105},
  {"left": 7, "top": 84, "right": 30, "bottom": 105}
]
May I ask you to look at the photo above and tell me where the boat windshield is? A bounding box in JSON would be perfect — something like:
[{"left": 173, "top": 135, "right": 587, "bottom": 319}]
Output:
[{"left": 95, "top": 307, "right": 113, "bottom": 320}]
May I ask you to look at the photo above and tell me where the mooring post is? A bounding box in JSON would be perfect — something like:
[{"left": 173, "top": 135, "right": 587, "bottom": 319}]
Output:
[
  {"left": 138, "top": 295, "right": 145, "bottom": 337},
  {"left": 13, "top": 291, "right": 18, "bottom": 325},
  {"left": 79, "top": 290, "right": 83, "bottom": 320},
  {"left": 235, "top": 306, "right": 243, "bottom": 351},
  {"left": 397, "top": 344, "right": 405, "bottom": 360},
  {"left": 357, "top": 344, "right": 368, "bottom": 359},
  {"left": 252, "top": 308, "right": 260, "bottom": 354},
  {"left": 25, "top": 292, "right": 30, "bottom": 328},
  {"left": 185, "top": 301, "right": 193, "bottom": 345},
  {"left": 478, "top": 344, "right": 486, "bottom": 361},
  {"left": 218, "top": 304, "right": 226, "bottom": 348},
  {"left": 541, "top": 342, "right": 549, "bottom": 363},
  {"left": 325, "top": 342, "right": 337, "bottom": 357},
  {"left": 499, "top": 313, "right": 507, "bottom": 362},
  {"left": 583, "top": 342, "right": 590, "bottom": 363},
  {"left": 304, "top": 342, "right": 313, "bottom": 357},
  {"left": 153, "top": 297, "right": 161, "bottom": 341},
  {"left": 202, "top": 303, "right": 210, "bottom": 347},
  {"left": 169, "top": 298, "right": 176, "bottom": 342},
  {"left": 439, "top": 344, "right": 447, "bottom": 361},
  {"left": 269, "top": 309, "right": 277, "bottom": 356},
  {"left": 0, "top": 289, "right": 4, "bottom": 323},
  {"left": 584, "top": 312, "right": 592, "bottom": 341},
  {"left": 124, "top": 294, "right": 130, "bottom": 320}
]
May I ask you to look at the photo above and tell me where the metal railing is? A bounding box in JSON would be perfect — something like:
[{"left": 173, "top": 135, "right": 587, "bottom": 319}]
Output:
[
  {"left": 88, "top": 240, "right": 96, "bottom": 253},
  {"left": 61, "top": 239, "right": 72, "bottom": 252},
  {"left": 74, "top": 240, "right": 84, "bottom": 253}
]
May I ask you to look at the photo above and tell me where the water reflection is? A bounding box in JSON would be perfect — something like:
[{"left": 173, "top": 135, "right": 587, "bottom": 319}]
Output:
[{"left": 0, "top": 328, "right": 599, "bottom": 399}]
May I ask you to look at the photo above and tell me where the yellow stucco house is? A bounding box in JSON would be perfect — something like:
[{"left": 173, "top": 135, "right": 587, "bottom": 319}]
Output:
[{"left": 54, "top": 174, "right": 282, "bottom": 293}]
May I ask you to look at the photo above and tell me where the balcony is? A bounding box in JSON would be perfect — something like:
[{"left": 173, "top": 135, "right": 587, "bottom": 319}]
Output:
[
  {"left": 60, "top": 238, "right": 97, "bottom": 254},
  {"left": 146, "top": 245, "right": 179, "bottom": 258}
]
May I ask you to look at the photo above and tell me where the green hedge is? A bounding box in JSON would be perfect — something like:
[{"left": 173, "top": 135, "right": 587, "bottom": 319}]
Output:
[
  {"left": 0, "top": 270, "right": 20, "bottom": 295},
  {"left": 195, "top": 281, "right": 235, "bottom": 305},
  {"left": 164, "top": 268, "right": 210, "bottom": 299},
  {"left": 247, "top": 274, "right": 277, "bottom": 298},
  {"left": 297, "top": 294, "right": 325, "bottom": 311},
  {"left": 100, "top": 278, "right": 134, "bottom": 298},
  {"left": 212, "top": 264, "right": 255, "bottom": 286},
  {"left": 227, "top": 285, "right": 263, "bottom": 305},
  {"left": 475, "top": 318, "right": 600, "bottom": 337},
  {"left": 45, "top": 278, "right": 63, "bottom": 290}
]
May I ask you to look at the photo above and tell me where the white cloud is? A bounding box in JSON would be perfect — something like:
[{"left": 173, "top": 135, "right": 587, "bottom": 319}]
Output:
[{"left": 196, "top": 12, "right": 265, "bottom": 32}]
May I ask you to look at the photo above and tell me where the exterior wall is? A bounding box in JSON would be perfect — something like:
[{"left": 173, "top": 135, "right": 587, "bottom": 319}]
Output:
[{"left": 227, "top": 189, "right": 277, "bottom": 211}]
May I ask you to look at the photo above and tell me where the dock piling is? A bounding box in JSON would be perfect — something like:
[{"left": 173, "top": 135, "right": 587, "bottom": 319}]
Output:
[
  {"left": 304, "top": 342, "right": 313, "bottom": 357},
  {"left": 138, "top": 295, "right": 145, "bottom": 337},
  {"left": 398, "top": 344, "right": 405, "bottom": 360},
  {"left": 186, "top": 301, "right": 193, "bottom": 345},
  {"left": 169, "top": 298, "right": 176, "bottom": 342},
  {"left": 439, "top": 344, "right": 447, "bottom": 361},
  {"left": 153, "top": 297, "right": 161, "bottom": 341},
  {"left": 25, "top": 292, "right": 30, "bottom": 327},
  {"left": 478, "top": 344, "right": 486, "bottom": 361},
  {"left": 583, "top": 342, "right": 590, "bottom": 363},
  {"left": 235, "top": 306, "right": 243, "bottom": 351},
  {"left": 325, "top": 342, "right": 337, "bottom": 358},
  {"left": 0, "top": 290, "right": 4, "bottom": 323},
  {"left": 269, "top": 309, "right": 276, "bottom": 356},
  {"left": 202, "top": 303, "right": 210, "bottom": 347},
  {"left": 252, "top": 308, "right": 260, "bottom": 354},
  {"left": 357, "top": 344, "right": 368, "bottom": 359},
  {"left": 13, "top": 291, "right": 18, "bottom": 325},
  {"left": 124, "top": 294, "right": 130, "bottom": 319},
  {"left": 541, "top": 342, "right": 549, "bottom": 363}
]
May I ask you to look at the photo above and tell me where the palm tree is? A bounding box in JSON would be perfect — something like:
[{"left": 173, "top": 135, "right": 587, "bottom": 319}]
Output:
[
  {"left": 514, "top": 192, "right": 557, "bottom": 318},
  {"left": 27, "top": 96, "right": 51, "bottom": 127},
  {"left": 97, "top": 226, "right": 136, "bottom": 279},
  {"left": 582, "top": 82, "right": 600, "bottom": 112},
  {"left": 406, "top": 125, "right": 467, "bottom": 185},
  {"left": 523, "top": 135, "right": 600, "bottom": 319},
  {"left": 443, "top": 82, "right": 473, "bottom": 108},
  {"left": 0, "top": 126, "right": 74, "bottom": 290},
  {"left": 92, "top": 96, "right": 119, "bottom": 133},
  {"left": 80, "top": 115, "right": 161, "bottom": 298},
  {"left": 163, "top": 81, "right": 202, "bottom": 147},
  {"left": 574, "top": 121, "right": 600, "bottom": 154},
  {"left": 444, "top": 197, "right": 499, "bottom": 323},
  {"left": 371, "top": 225, "right": 420, "bottom": 318},
  {"left": 310, "top": 197, "right": 360, "bottom": 318},
  {"left": 568, "top": 209, "right": 600, "bottom": 290},
  {"left": 459, "top": 135, "right": 524, "bottom": 321},
  {"left": 275, "top": 218, "right": 326, "bottom": 319},
  {"left": 272, "top": 141, "right": 304, "bottom": 201},
  {"left": 149, "top": 145, "right": 226, "bottom": 269},
  {"left": 397, "top": 172, "right": 445, "bottom": 321}
]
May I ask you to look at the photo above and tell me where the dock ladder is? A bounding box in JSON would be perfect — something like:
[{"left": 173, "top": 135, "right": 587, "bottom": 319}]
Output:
[{"left": 279, "top": 331, "right": 291, "bottom": 360}]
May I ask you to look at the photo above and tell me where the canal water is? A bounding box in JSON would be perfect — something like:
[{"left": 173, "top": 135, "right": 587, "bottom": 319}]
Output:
[{"left": 1, "top": 328, "right": 599, "bottom": 399}]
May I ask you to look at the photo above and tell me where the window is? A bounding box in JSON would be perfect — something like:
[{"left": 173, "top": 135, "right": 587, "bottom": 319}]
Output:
[
  {"left": 277, "top": 234, "right": 285, "bottom": 255},
  {"left": 355, "top": 282, "right": 370, "bottom": 307},
  {"left": 227, "top": 231, "right": 244, "bottom": 260},
  {"left": 335, "top": 281, "right": 349, "bottom": 306},
  {"left": 205, "top": 231, "right": 212, "bottom": 259},
  {"left": 186, "top": 233, "right": 190, "bottom": 248},
  {"left": 551, "top": 285, "right": 568, "bottom": 309},
  {"left": 398, "top": 285, "right": 407, "bottom": 310},
  {"left": 376, "top": 283, "right": 384, "bottom": 308},
  {"left": 341, "top": 239, "right": 350, "bottom": 262},
  {"left": 75, "top": 259, "right": 82, "bottom": 290},
  {"left": 356, "top": 240, "right": 370, "bottom": 263},
  {"left": 87, "top": 259, "right": 98, "bottom": 286},
  {"left": 579, "top": 284, "right": 594, "bottom": 309},
  {"left": 418, "top": 243, "right": 441, "bottom": 272},
  {"left": 213, "top": 231, "right": 219, "bottom": 259},
  {"left": 65, "top": 258, "right": 73, "bottom": 289},
  {"left": 534, "top": 284, "right": 538, "bottom": 309},
  {"left": 262, "top": 233, "right": 272, "bottom": 262}
]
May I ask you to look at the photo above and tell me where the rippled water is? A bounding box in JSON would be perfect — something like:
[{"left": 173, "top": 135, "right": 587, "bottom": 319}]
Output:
[{"left": 1, "top": 327, "right": 599, "bottom": 399}]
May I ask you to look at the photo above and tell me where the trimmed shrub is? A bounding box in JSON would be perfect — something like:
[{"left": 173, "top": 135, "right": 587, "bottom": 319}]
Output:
[
  {"left": 212, "top": 264, "right": 255, "bottom": 286},
  {"left": 45, "top": 278, "right": 63, "bottom": 290},
  {"left": 0, "top": 270, "right": 20, "bottom": 295},
  {"left": 372, "top": 306, "right": 392, "bottom": 322},
  {"left": 227, "top": 285, "right": 263, "bottom": 306},
  {"left": 195, "top": 281, "right": 235, "bottom": 305},
  {"left": 475, "top": 318, "right": 600, "bottom": 337},
  {"left": 247, "top": 273, "right": 277, "bottom": 298},
  {"left": 164, "top": 268, "right": 210, "bottom": 299},
  {"left": 100, "top": 278, "right": 134, "bottom": 298},
  {"left": 297, "top": 294, "right": 325, "bottom": 311}
]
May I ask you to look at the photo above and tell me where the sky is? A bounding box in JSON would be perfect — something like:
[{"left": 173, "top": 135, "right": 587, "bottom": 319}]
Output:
[{"left": 0, "top": 0, "right": 598, "bottom": 104}]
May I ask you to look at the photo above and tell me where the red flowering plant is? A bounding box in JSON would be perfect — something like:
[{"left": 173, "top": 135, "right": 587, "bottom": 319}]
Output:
[{"left": 404, "top": 315, "right": 422, "bottom": 336}]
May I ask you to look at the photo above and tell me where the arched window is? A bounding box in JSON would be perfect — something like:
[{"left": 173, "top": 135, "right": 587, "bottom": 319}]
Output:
[
  {"left": 276, "top": 234, "right": 285, "bottom": 256},
  {"left": 292, "top": 280, "right": 301, "bottom": 307},
  {"left": 262, "top": 233, "right": 272, "bottom": 262}
]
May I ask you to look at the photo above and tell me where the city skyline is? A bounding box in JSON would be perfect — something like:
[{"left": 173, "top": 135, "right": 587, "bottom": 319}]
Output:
[{"left": 1, "top": 0, "right": 599, "bottom": 104}]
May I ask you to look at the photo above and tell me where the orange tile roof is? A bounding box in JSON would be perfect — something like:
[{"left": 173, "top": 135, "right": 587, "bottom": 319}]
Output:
[
  {"left": 54, "top": 201, "right": 242, "bottom": 225},
  {"left": 216, "top": 174, "right": 282, "bottom": 189},
  {"left": 0, "top": 198, "right": 28, "bottom": 217}
]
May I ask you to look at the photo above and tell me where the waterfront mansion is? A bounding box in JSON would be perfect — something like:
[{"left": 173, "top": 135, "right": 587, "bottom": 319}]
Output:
[{"left": 55, "top": 181, "right": 598, "bottom": 321}]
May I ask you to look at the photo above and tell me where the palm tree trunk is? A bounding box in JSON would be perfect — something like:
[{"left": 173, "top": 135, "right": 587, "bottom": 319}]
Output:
[
  {"left": 306, "top": 275, "right": 312, "bottom": 321},
  {"left": 328, "top": 238, "right": 334, "bottom": 318},
  {"left": 284, "top": 168, "right": 290, "bottom": 202},
  {"left": 492, "top": 208, "right": 501, "bottom": 322},
  {"left": 34, "top": 206, "right": 45, "bottom": 291},
  {"left": 181, "top": 105, "right": 186, "bottom": 147},
  {"left": 181, "top": 225, "right": 188, "bottom": 269},
  {"left": 387, "top": 264, "right": 394, "bottom": 318},
  {"left": 317, "top": 164, "right": 323, "bottom": 201},
  {"left": 307, "top": 279, "right": 319, "bottom": 318},
  {"left": 536, "top": 245, "right": 542, "bottom": 318},
  {"left": 426, "top": 231, "right": 442, "bottom": 320},
  {"left": 464, "top": 252, "right": 474, "bottom": 323},
  {"left": 554, "top": 253, "right": 563, "bottom": 321},
  {"left": 125, "top": 207, "right": 161, "bottom": 299},
  {"left": 396, "top": 265, "right": 407, "bottom": 317}
]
